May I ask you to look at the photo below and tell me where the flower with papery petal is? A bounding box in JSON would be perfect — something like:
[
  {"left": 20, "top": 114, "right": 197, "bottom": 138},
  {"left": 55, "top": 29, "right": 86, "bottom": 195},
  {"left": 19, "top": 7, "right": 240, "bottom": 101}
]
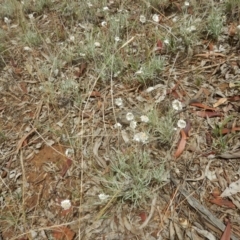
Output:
[
  {"left": 4, "top": 17, "right": 11, "bottom": 24},
  {"left": 115, "top": 98, "right": 123, "bottom": 107},
  {"left": 126, "top": 112, "right": 134, "bottom": 121},
  {"left": 135, "top": 67, "right": 143, "bottom": 75},
  {"left": 94, "top": 42, "right": 101, "bottom": 47},
  {"left": 130, "top": 121, "right": 137, "bottom": 129},
  {"left": 114, "top": 122, "right": 122, "bottom": 129},
  {"left": 87, "top": 2, "right": 93, "bottom": 7},
  {"left": 61, "top": 199, "right": 71, "bottom": 210},
  {"left": 177, "top": 119, "right": 186, "bottom": 129},
  {"left": 65, "top": 148, "right": 74, "bottom": 158},
  {"left": 172, "top": 100, "right": 182, "bottom": 111},
  {"left": 140, "top": 115, "right": 149, "bottom": 123},
  {"left": 172, "top": 16, "right": 178, "bottom": 22},
  {"left": 101, "top": 21, "right": 107, "bottom": 27},
  {"left": 133, "top": 132, "right": 149, "bottom": 143},
  {"left": 103, "top": 6, "right": 109, "bottom": 11},
  {"left": 152, "top": 14, "right": 160, "bottom": 23},
  {"left": 115, "top": 36, "right": 121, "bottom": 42},
  {"left": 186, "top": 26, "right": 196, "bottom": 32},
  {"left": 164, "top": 39, "right": 169, "bottom": 45},
  {"left": 69, "top": 35, "right": 75, "bottom": 42},
  {"left": 98, "top": 193, "right": 110, "bottom": 201},
  {"left": 23, "top": 46, "right": 32, "bottom": 51},
  {"left": 140, "top": 15, "right": 146, "bottom": 23}
]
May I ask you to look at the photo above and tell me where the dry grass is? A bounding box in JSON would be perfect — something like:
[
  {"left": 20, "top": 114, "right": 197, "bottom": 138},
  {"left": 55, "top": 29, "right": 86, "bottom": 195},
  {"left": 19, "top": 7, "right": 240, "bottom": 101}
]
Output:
[{"left": 1, "top": 0, "right": 240, "bottom": 239}]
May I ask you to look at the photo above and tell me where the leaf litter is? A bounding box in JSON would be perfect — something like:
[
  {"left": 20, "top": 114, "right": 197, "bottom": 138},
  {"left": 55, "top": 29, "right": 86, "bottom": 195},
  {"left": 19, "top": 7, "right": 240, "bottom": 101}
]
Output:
[{"left": 1, "top": 0, "right": 240, "bottom": 239}]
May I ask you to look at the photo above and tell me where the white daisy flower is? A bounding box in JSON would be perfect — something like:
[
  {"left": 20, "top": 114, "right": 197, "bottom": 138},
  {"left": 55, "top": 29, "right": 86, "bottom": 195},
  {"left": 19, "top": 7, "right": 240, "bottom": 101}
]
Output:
[
  {"left": 103, "top": 6, "right": 109, "bottom": 11},
  {"left": 184, "top": 1, "right": 190, "bottom": 6},
  {"left": 28, "top": 14, "right": 34, "bottom": 20},
  {"left": 87, "top": 2, "right": 93, "bottom": 7},
  {"left": 130, "top": 121, "right": 137, "bottom": 129},
  {"left": 135, "top": 67, "right": 143, "bottom": 75},
  {"left": 69, "top": 35, "right": 75, "bottom": 42},
  {"left": 101, "top": 21, "right": 107, "bottom": 27},
  {"left": 98, "top": 193, "right": 110, "bottom": 201},
  {"left": 115, "top": 97, "right": 123, "bottom": 107},
  {"left": 65, "top": 148, "right": 74, "bottom": 158},
  {"left": 126, "top": 112, "right": 134, "bottom": 121},
  {"left": 172, "top": 100, "right": 183, "bottom": 111},
  {"left": 177, "top": 119, "right": 186, "bottom": 129},
  {"left": 140, "top": 115, "right": 149, "bottom": 123},
  {"left": 172, "top": 16, "right": 178, "bottom": 22},
  {"left": 114, "top": 70, "right": 121, "bottom": 77},
  {"left": 140, "top": 15, "right": 146, "bottom": 23},
  {"left": 115, "top": 36, "right": 121, "bottom": 42},
  {"left": 114, "top": 122, "right": 122, "bottom": 129},
  {"left": 133, "top": 132, "right": 149, "bottom": 143},
  {"left": 94, "top": 42, "right": 101, "bottom": 47},
  {"left": 186, "top": 26, "right": 196, "bottom": 32},
  {"left": 164, "top": 39, "right": 170, "bottom": 45},
  {"left": 146, "top": 86, "right": 155, "bottom": 92},
  {"left": 4, "top": 17, "right": 11, "bottom": 24},
  {"left": 61, "top": 199, "right": 71, "bottom": 210},
  {"left": 152, "top": 14, "right": 160, "bottom": 23},
  {"left": 23, "top": 46, "right": 32, "bottom": 51}
]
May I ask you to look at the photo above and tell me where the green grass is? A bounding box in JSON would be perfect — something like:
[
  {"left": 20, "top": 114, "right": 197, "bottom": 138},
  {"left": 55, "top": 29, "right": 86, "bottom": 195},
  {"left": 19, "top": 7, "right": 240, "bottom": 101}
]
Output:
[
  {"left": 101, "top": 150, "right": 166, "bottom": 207},
  {"left": 207, "top": 7, "right": 224, "bottom": 40},
  {"left": 149, "top": 107, "right": 177, "bottom": 147},
  {"left": 212, "top": 116, "right": 234, "bottom": 153}
]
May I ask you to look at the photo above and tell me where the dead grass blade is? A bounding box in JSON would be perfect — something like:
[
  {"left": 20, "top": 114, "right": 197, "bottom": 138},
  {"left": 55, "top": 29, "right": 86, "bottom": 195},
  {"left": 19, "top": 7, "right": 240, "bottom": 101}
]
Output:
[{"left": 16, "top": 128, "right": 36, "bottom": 154}]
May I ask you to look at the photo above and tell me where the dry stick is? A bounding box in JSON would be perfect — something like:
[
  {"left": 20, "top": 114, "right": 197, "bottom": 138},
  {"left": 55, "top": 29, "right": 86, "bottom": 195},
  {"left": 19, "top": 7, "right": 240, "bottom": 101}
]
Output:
[
  {"left": 20, "top": 150, "right": 32, "bottom": 240},
  {"left": 170, "top": 175, "right": 239, "bottom": 240},
  {"left": 118, "top": 36, "right": 135, "bottom": 50},
  {"left": 139, "top": 195, "right": 157, "bottom": 229}
]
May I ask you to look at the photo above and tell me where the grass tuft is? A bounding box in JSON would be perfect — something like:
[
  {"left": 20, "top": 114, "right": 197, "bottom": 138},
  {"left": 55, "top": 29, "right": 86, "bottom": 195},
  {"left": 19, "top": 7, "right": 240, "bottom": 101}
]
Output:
[{"left": 102, "top": 150, "right": 166, "bottom": 207}]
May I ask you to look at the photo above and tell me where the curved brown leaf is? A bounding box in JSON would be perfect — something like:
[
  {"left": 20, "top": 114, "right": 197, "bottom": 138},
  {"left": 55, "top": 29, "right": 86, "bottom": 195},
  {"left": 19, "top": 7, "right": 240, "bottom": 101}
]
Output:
[
  {"left": 228, "top": 95, "right": 240, "bottom": 102},
  {"left": 209, "top": 197, "right": 235, "bottom": 209},
  {"left": 195, "top": 111, "right": 223, "bottom": 118},
  {"left": 174, "top": 130, "right": 187, "bottom": 158},
  {"left": 221, "top": 127, "right": 240, "bottom": 134},
  {"left": 61, "top": 158, "right": 72, "bottom": 177},
  {"left": 90, "top": 91, "right": 101, "bottom": 97},
  {"left": 220, "top": 221, "right": 231, "bottom": 240},
  {"left": 190, "top": 101, "right": 216, "bottom": 111}
]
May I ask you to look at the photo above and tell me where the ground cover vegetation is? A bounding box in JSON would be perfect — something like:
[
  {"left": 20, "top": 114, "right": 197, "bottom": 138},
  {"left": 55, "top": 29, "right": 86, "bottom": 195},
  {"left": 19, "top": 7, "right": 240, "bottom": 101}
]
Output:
[{"left": 1, "top": 0, "right": 240, "bottom": 239}]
